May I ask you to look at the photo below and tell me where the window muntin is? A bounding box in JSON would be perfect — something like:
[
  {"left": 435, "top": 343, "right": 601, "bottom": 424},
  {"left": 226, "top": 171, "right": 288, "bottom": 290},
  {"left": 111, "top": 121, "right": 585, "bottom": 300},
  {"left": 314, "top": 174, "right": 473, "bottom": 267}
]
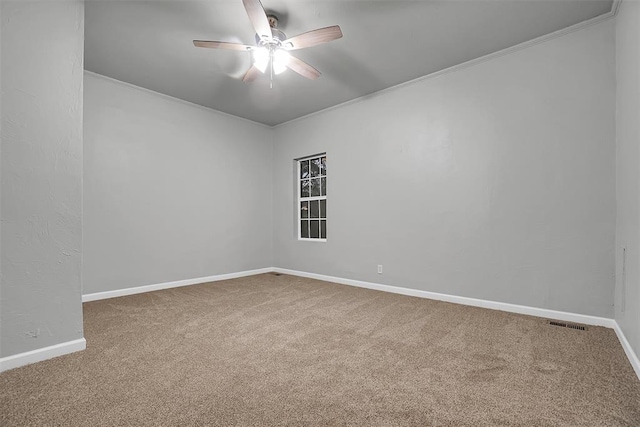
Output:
[{"left": 298, "top": 155, "right": 326, "bottom": 241}]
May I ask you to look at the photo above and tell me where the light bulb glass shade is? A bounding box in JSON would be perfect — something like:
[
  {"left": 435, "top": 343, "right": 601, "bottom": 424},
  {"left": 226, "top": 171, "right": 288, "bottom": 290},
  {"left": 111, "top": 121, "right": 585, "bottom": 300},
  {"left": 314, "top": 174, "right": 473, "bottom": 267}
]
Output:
[
  {"left": 253, "top": 47, "right": 269, "bottom": 73},
  {"left": 273, "top": 49, "right": 290, "bottom": 75}
]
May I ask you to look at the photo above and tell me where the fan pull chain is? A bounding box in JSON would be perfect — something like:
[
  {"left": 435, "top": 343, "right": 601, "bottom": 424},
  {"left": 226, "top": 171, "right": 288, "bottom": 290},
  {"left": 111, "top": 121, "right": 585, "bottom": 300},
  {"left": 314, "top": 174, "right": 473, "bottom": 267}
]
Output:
[{"left": 269, "top": 50, "right": 274, "bottom": 89}]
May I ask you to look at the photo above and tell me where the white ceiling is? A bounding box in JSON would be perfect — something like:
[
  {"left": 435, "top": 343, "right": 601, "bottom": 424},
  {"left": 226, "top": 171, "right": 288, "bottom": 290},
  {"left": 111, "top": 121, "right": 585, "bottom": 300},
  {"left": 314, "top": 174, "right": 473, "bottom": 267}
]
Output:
[{"left": 85, "top": 0, "right": 613, "bottom": 126}]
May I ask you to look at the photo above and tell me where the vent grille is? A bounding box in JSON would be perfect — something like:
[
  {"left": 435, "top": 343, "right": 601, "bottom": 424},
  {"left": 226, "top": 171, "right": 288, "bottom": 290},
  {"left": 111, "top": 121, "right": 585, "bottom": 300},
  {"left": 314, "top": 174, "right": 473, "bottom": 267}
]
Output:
[
  {"left": 269, "top": 272, "right": 283, "bottom": 276},
  {"left": 549, "top": 321, "right": 586, "bottom": 331}
]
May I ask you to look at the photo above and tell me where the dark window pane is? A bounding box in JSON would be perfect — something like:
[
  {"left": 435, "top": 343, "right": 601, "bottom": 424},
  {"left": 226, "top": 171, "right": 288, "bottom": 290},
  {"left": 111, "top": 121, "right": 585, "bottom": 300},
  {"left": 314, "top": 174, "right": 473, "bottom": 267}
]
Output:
[
  {"left": 320, "top": 220, "right": 326, "bottom": 239},
  {"left": 310, "top": 220, "right": 320, "bottom": 238},
  {"left": 309, "top": 200, "right": 319, "bottom": 218},
  {"left": 310, "top": 157, "right": 321, "bottom": 177},
  {"left": 300, "top": 180, "right": 310, "bottom": 198},
  {"left": 301, "top": 220, "right": 309, "bottom": 238},
  {"left": 300, "top": 201, "right": 308, "bottom": 219},
  {"left": 321, "top": 177, "right": 326, "bottom": 196},
  {"left": 311, "top": 178, "right": 321, "bottom": 196},
  {"left": 300, "top": 160, "right": 309, "bottom": 179},
  {"left": 321, "top": 156, "right": 326, "bottom": 175},
  {"left": 320, "top": 199, "right": 326, "bottom": 218}
]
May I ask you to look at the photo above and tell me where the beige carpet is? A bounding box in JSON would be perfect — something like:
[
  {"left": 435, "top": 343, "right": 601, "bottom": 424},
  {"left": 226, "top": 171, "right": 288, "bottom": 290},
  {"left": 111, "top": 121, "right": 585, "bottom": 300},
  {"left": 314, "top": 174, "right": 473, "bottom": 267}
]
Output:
[{"left": 1, "top": 273, "right": 639, "bottom": 426}]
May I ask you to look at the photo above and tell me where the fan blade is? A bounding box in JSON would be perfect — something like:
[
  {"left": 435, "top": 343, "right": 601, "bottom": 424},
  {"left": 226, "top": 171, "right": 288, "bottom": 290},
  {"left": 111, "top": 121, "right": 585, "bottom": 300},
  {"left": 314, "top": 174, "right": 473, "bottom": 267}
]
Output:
[
  {"left": 284, "top": 26, "right": 342, "bottom": 50},
  {"left": 286, "top": 55, "right": 321, "bottom": 80},
  {"left": 193, "top": 40, "right": 253, "bottom": 51},
  {"left": 242, "top": 0, "right": 272, "bottom": 41},
  {"left": 242, "top": 65, "right": 262, "bottom": 83}
]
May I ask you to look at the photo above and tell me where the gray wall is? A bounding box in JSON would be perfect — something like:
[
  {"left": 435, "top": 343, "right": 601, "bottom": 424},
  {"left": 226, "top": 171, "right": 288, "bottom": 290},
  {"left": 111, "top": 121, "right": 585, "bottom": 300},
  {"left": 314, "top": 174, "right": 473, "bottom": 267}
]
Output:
[
  {"left": 273, "top": 21, "right": 616, "bottom": 318},
  {"left": 615, "top": 1, "right": 640, "bottom": 359},
  {"left": 83, "top": 73, "right": 273, "bottom": 295},
  {"left": 1, "top": 1, "right": 84, "bottom": 357},
  {"left": 0, "top": 1, "right": 3, "bottom": 358}
]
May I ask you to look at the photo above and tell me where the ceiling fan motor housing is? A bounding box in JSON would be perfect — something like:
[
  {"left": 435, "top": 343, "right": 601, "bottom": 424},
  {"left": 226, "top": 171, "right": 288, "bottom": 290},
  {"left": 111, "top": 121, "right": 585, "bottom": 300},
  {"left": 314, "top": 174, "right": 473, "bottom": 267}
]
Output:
[
  {"left": 255, "top": 15, "right": 286, "bottom": 45},
  {"left": 255, "top": 28, "right": 286, "bottom": 45}
]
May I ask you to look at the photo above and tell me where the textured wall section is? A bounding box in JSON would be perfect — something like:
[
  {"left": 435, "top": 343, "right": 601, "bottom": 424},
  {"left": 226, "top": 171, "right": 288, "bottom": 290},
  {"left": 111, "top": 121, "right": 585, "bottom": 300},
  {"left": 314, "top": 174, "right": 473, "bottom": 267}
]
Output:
[
  {"left": 0, "top": 1, "right": 3, "bottom": 359},
  {"left": 273, "top": 21, "right": 616, "bottom": 317},
  {"left": 83, "top": 73, "right": 273, "bottom": 295},
  {"left": 615, "top": 1, "right": 640, "bottom": 359},
  {"left": 0, "top": 1, "right": 84, "bottom": 357}
]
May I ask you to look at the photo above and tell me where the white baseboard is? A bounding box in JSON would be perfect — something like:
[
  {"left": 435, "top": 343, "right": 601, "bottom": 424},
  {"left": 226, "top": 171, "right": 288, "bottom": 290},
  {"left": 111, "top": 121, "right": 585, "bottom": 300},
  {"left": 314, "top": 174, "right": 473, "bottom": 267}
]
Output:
[
  {"left": 82, "top": 267, "right": 273, "bottom": 302},
  {"left": 612, "top": 322, "right": 640, "bottom": 380},
  {"left": 273, "top": 268, "right": 616, "bottom": 327},
  {"left": 0, "top": 338, "right": 86, "bottom": 373}
]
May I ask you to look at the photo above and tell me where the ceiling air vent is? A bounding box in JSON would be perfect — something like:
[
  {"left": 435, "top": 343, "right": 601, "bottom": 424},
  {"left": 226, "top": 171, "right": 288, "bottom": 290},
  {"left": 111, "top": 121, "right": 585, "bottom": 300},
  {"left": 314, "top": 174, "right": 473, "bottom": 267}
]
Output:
[{"left": 549, "top": 321, "right": 587, "bottom": 331}]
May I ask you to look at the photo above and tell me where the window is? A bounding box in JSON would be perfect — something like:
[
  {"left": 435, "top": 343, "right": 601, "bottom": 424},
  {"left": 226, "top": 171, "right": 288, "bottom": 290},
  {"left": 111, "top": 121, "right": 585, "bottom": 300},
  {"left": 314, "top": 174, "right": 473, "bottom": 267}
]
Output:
[{"left": 298, "top": 154, "right": 327, "bottom": 241}]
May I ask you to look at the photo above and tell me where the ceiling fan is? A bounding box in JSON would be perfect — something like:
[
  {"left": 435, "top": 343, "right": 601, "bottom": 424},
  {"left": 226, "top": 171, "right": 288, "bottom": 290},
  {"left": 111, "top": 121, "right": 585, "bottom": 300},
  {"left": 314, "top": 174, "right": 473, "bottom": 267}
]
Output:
[{"left": 193, "top": 0, "right": 343, "bottom": 86}]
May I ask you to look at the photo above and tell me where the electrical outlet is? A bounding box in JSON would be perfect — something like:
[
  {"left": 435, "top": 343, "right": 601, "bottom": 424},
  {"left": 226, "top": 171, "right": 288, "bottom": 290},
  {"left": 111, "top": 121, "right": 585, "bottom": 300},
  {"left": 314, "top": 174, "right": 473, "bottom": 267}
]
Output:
[{"left": 377, "top": 265, "right": 383, "bottom": 274}]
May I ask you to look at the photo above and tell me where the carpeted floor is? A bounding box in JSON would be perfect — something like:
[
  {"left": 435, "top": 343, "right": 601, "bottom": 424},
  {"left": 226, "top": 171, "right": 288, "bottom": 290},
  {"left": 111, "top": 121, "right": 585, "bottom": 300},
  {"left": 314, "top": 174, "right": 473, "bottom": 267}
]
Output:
[{"left": 1, "top": 273, "right": 639, "bottom": 426}]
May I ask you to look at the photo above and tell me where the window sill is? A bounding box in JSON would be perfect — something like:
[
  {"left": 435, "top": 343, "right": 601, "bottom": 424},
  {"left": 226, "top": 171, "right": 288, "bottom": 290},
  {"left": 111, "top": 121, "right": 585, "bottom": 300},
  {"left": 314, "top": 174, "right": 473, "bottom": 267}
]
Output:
[{"left": 298, "top": 238, "right": 327, "bottom": 243}]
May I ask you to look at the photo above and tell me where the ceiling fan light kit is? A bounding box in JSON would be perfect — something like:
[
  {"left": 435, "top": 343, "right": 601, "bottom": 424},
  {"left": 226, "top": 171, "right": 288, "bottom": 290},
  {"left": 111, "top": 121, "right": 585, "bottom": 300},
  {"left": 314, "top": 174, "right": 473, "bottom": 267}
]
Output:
[{"left": 193, "top": 0, "right": 342, "bottom": 87}]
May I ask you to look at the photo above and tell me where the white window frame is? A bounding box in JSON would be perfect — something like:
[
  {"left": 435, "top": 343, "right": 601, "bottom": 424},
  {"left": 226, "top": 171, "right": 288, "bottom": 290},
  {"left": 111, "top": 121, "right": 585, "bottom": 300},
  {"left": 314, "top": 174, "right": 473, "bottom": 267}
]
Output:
[{"left": 297, "top": 154, "right": 327, "bottom": 242}]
